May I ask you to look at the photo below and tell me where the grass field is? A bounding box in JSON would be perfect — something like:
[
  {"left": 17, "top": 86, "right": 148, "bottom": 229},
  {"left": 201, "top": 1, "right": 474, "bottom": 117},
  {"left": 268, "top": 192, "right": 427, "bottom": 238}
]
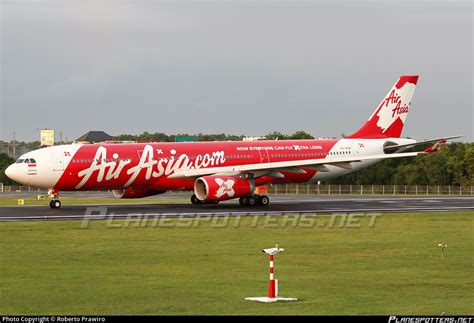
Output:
[
  {"left": 0, "top": 196, "right": 188, "bottom": 207},
  {"left": 0, "top": 212, "right": 472, "bottom": 315}
]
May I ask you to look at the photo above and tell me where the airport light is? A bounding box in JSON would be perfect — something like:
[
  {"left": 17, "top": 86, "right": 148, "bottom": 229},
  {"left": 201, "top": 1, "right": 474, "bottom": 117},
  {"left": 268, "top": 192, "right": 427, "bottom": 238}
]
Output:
[{"left": 438, "top": 243, "right": 448, "bottom": 258}]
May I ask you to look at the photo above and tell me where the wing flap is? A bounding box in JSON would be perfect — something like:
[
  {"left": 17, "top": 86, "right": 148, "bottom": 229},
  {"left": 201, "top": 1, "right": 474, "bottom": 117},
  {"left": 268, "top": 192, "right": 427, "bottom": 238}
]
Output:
[{"left": 331, "top": 162, "right": 354, "bottom": 170}]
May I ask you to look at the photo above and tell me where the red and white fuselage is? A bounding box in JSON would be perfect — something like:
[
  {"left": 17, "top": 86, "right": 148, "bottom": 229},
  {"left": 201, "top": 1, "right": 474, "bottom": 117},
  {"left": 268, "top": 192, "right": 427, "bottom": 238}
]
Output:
[
  {"left": 5, "top": 137, "right": 415, "bottom": 191},
  {"left": 5, "top": 75, "right": 455, "bottom": 206}
]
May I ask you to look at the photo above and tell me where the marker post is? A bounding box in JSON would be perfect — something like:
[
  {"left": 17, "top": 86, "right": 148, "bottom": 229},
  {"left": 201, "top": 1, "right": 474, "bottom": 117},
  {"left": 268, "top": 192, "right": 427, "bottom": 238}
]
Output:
[{"left": 245, "top": 245, "right": 298, "bottom": 303}]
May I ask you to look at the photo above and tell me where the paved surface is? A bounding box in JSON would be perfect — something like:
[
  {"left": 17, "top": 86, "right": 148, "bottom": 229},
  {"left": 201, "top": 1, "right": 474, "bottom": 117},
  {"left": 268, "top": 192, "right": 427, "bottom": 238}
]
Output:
[{"left": 0, "top": 195, "right": 472, "bottom": 222}]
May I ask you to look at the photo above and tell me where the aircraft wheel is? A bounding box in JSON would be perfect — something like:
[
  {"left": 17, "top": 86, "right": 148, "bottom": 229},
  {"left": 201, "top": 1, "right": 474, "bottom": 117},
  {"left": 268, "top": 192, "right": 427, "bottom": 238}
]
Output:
[
  {"left": 259, "top": 195, "right": 270, "bottom": 206},
  {"left": 239, "top": 196, "right": 248, "bottom": 206},
  {"left": 247, "top": 196, "right": 256, "bottom": 206},
  {"left": 191, "top": 194, "right": 201, "bottom": 205},
  {"left": 50, "top": 199, "right": 61, "bottom": 209}
]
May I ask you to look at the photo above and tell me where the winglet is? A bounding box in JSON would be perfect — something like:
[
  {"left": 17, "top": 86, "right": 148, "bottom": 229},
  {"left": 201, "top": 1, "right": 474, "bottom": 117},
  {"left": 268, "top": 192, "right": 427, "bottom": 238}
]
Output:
[{"left": 423, "top": 139, "right": 447, "bottom": 153}]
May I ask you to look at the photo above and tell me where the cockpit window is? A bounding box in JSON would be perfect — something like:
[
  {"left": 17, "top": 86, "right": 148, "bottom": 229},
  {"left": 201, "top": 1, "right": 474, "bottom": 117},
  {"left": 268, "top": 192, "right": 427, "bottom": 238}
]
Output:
[{"left": 15, "top": 158, "right": 36, "bottom": 163}]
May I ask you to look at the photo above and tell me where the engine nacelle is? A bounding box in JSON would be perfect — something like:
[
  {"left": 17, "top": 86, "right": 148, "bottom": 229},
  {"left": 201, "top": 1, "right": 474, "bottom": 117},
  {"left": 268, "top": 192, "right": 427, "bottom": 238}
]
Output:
[
  {"left": 194, "top": 175, "right": 255, "bottom": 202},
  {"left": 112, "top": 188, "right": 166, "bottom": 199}
]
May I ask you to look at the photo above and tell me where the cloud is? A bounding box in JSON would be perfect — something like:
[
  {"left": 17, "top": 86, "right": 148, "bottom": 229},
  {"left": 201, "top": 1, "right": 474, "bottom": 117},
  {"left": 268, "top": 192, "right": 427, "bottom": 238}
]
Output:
[{"left": 1, "top": 0, "right": 472, "bottom": 141}]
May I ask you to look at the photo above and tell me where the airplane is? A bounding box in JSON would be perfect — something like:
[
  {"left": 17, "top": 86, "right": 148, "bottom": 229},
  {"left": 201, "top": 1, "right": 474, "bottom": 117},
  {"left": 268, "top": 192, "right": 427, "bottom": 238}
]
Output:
[{"left": 5, "top": 75, "right": 460, "bottom": 209}]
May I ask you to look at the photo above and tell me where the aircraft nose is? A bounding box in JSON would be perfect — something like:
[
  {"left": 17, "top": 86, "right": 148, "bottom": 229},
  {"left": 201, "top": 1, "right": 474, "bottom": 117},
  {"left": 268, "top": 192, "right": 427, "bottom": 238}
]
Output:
[
  {"left": 5, "top": 164, "right": 14, "bottom": 179},
  {"left": 5, "top": 164, "right": 22, "bottom": 183}
]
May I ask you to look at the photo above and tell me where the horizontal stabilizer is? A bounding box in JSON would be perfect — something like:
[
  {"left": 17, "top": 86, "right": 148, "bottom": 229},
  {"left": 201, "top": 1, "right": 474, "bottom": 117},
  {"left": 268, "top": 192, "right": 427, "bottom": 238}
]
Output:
[{"left": 384, "top": 135, "right": 461, "bottom": 152}]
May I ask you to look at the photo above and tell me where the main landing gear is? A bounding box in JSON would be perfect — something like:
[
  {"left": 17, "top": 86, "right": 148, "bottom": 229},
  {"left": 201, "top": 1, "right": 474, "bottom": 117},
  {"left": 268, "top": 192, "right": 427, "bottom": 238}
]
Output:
[
  {"left": 239, "top": 194, "right": 270, "bottom": 207},
  {"left": 48, "top": 188, "right": 61, "bottom": 209},
  {"left": 190, "top": 194, "right": 270, "bottom": 207}
]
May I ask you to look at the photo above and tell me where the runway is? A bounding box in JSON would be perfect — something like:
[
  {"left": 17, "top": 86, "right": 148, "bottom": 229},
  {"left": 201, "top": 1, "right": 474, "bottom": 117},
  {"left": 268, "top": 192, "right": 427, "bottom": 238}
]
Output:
[{"left": 0, "top": 195, "right": 472, "bottom": 222}]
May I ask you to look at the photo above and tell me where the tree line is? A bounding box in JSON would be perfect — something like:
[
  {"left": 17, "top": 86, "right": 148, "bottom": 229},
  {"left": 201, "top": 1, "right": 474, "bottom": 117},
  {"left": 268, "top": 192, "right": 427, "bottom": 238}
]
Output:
[
  {"left": 0, "top": 132, "right": 472, "bottom": 186},
  {"left": 114, "top": 130, "right": 316, "bottom": 142}
]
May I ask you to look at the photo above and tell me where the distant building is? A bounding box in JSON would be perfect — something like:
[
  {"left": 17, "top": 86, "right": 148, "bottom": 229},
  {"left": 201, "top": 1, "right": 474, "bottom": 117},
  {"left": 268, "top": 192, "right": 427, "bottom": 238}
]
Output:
[
  {"left": 243, "top": 136, "right": 267, "bottom": 141},
  {"left": 74, "top": 131, "right": 115, "bottom": 144}
]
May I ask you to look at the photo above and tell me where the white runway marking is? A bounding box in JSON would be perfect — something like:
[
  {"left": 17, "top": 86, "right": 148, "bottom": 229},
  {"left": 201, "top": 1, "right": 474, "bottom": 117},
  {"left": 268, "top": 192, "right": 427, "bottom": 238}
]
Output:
[{"left": 1, "top": 206, "right": 473, "bottom": 222}]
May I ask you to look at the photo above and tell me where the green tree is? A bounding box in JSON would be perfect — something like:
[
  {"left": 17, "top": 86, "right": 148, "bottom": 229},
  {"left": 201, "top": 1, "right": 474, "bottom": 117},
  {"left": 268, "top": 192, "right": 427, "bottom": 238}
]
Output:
[
  {"left": 289, "top": 131, "right": 315, "bottom": 140},
  {"left": 0, "top": 153, "right": 15, "bottom": 185},
  {"left": 464, "top": 144, "right": 474, "bottom": 185},
  {"left": 265, "top": 132, "right": 289, "bottom": 140},
  {"left": 394, "top": 163, "right": 425, "bottom": 185}
]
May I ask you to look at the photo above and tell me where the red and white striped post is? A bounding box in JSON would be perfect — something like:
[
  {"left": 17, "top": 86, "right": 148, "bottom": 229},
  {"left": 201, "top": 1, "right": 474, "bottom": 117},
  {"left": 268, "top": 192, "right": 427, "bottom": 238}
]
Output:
[
  {"left": 245, "top": 245, "right": 297, "bottom": 303},
  {"left": 269, "top": 254, "right": 276, "bottom": 298}
]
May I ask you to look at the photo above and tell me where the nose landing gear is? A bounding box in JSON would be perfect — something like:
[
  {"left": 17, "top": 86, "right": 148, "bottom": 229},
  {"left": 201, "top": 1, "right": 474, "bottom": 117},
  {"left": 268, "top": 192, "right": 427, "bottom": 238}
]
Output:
[
  {"left": 49, "top": 199, "right": 62, "bottom": 209},
  {"left": 48, "top": 188, "right": 61, "bottom": 209}
]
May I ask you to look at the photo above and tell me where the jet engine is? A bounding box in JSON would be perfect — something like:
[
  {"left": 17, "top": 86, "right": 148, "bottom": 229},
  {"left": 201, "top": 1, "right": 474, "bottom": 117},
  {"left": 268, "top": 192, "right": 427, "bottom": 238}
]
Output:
[
  {"left": 112, "top": 188, "right": 166, "bottom": 199},
  {"left": 194, "top": 175, "right": 255, "bottom": 202}
]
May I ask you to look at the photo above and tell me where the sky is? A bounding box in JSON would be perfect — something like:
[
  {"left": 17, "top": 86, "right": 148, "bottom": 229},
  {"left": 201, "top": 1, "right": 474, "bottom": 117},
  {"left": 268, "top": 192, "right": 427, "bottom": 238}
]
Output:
[{"left": 0, "top": 0, "right": 472, "bottom": 142}]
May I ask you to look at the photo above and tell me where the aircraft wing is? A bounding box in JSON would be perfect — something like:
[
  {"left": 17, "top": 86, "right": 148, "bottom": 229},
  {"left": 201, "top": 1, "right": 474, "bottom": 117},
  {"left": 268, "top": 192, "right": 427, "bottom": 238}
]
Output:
[{"left": 168, "top": 151, "right": 421, "bottom": 180}]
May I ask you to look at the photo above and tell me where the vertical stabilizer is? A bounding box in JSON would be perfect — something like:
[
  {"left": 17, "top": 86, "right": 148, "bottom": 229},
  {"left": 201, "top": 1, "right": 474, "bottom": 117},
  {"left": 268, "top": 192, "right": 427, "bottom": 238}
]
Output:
[{"left": 348, "top": 76, "right": 419, "bottom": 139}]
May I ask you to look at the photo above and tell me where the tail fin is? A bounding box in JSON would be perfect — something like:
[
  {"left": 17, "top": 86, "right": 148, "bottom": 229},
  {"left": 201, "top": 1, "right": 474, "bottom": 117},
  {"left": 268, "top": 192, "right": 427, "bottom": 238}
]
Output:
[{"left": 348, "top": 75, "right": 419, "bottom": 139}]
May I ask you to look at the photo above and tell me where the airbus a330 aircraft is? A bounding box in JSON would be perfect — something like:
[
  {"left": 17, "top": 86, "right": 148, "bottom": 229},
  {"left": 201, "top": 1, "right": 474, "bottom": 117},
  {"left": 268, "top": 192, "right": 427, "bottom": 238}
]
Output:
[{"left": 5, "top": 76, "right": 459, "bottom": 208}]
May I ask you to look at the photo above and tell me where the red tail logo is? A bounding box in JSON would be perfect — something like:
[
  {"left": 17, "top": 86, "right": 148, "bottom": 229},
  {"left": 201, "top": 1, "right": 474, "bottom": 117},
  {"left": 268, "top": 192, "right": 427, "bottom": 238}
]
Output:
[{"left": 349, "top": 75, "right": 418, "bottom": 139}]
